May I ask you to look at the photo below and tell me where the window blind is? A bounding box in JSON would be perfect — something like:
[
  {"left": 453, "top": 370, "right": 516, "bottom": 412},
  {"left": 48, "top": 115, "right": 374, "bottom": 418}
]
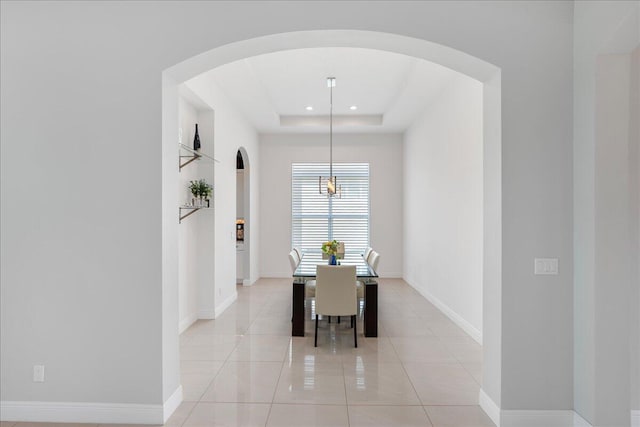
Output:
[{"left": 292, "top": 163, "right": 370, "bottom": 255}]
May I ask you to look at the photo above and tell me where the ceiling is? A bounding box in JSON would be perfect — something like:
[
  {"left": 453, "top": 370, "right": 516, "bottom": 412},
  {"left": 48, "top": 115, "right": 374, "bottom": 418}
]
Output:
[{"left": 195, "top": 47, "right": 464, "bottom": 134}]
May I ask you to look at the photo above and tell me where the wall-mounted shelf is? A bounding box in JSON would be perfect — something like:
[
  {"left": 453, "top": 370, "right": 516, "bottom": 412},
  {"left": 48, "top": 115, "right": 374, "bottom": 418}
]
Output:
[
  {"left": 179, "top": 205, "right": 212, "bottom": 223},
  {"left": 179, "top": 143, "right": 219, "bottom": 170}
]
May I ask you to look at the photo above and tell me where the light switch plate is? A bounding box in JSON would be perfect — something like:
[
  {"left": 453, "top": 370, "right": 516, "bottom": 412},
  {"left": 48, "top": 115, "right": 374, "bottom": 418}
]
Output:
[
  {"left": 33, "top": 365, "right": 45, "bottom": 382},
  {"left": 534, "top": 258, "right": 558, "bottom": 275}
]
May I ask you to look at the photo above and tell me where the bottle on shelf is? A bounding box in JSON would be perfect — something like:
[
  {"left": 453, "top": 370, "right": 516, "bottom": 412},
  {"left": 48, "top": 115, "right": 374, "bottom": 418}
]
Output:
[{"left": 193, "top": 123, "right": 201, "bottom": 151}]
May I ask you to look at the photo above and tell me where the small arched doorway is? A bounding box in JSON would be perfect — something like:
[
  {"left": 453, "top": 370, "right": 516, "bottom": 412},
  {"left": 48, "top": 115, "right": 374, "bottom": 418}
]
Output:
[{"left": 236, "top": 147, "right": 251, "bottom": 285}]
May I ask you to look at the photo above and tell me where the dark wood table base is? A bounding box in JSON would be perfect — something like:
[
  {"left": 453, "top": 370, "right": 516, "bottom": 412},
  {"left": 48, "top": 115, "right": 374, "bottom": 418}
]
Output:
[
  {"left": 292, "top": 281, "right": 306, "bottom": 336},
  {"left": 363, "top": 281, "right": 378, "bottom": 337},
  {"left": 292, "top": 280, "right": 378, "bottom": 337}
]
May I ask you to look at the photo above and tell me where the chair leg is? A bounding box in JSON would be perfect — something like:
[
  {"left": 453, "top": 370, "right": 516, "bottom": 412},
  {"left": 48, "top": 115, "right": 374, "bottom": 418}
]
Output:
[
  {"left": 314, "top": 314, "right": 319, "bottom": 347},
  {"left": 353, "top": 315, "right": 357, "bottom": 348},
  {"left": 338, "top": 316, "right": 341, "bottom": 324},
  {"left": 351, "top": 316, "right": 354, "bottom": 328},
  {"left": 328, "top": 316, "right": 331, "bottom": 323}
]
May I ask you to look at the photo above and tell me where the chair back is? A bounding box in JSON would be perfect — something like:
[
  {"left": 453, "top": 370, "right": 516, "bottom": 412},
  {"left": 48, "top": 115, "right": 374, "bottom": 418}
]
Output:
[
  {"left": 288, "top": 250, "right": 299, "bottom": 273},
  {"left": 315, "top": 265, "right": 357, "bottom": 316},
  {"left": 369, "top": 251, "right": 380, "bottom": 272},
  {"left": 364, "top": 247, "right": 373, "bottom": 262},
  {"left": 293, "top": 247, "right": 302, "bottom": 261}
]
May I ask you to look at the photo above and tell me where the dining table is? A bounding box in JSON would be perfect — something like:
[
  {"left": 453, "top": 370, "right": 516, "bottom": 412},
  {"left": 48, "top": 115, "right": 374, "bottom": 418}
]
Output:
[{"left": 292, "top": 252, "right": 378, "bottom": 337}]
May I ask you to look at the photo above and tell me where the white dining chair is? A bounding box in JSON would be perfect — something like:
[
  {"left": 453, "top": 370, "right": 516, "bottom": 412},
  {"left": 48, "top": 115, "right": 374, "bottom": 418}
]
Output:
[
  {"left": 368, "top": 251, "right": 380, "bottom": 273},
  {"left": 364, "top": 247, "right": 373, "bottom": 262},
  {"left": 293, "top": 247, "right": 302, "bottom": 261},
  {"left": 314, "top": 265, "right": 358, "bottom": 347},
  {"left": 288, "top": 250, "right": 299, "bottom": 273},
  {"left": 290, "top": 250, "right": 316, "bottom": 299}
]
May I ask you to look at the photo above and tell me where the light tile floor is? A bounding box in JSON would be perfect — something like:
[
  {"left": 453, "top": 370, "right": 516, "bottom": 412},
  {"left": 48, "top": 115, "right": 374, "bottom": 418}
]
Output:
[{"left": 4, "top": 278, "right": 494, "bottom": 427}]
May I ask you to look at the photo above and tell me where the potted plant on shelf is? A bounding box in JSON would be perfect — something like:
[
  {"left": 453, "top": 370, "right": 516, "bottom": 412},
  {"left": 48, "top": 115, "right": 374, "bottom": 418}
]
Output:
[
  {"left": 199, "top": 179, "right": 213, "bottom": 207},
  {"left": 188, "top": 180, "right": 200, "bottom": 206},
  {"left": 188, "top": 179, "right": 213, "bottom": 207}
]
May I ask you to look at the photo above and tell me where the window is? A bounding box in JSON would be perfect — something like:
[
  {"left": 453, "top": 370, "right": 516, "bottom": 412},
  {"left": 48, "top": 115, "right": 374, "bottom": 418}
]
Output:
[{"left": 292, "top": 163, "right": 370, "bottom": 254}]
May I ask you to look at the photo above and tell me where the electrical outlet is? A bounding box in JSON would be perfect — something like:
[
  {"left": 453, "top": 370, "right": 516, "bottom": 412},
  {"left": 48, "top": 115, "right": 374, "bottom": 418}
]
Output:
[{"left": 33, "top": 365, "right": 45, "bottom": 382}]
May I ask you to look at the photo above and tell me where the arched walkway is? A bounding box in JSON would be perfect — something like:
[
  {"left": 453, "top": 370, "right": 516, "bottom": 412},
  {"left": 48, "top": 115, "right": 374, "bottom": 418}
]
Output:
[{"left": 161, "top": 29, "right": 502, "bottom": 421}]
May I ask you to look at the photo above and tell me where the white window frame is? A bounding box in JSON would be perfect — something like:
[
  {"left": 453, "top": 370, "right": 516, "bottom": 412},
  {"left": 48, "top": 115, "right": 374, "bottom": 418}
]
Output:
[{"left": 291, "top": 162, "right": 370, "bottom": 255}]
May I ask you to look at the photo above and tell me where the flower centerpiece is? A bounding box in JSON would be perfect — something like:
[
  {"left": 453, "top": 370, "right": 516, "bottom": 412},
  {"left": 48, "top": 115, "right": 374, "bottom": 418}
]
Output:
[{"left": 322, "top": 239, "right": 340, "bottom": 265}]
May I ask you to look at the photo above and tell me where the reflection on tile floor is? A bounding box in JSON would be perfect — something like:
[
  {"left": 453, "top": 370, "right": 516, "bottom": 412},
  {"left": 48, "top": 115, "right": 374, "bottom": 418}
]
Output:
[{"left": 4, "top": 278, "right": 494, "bottom": 427}]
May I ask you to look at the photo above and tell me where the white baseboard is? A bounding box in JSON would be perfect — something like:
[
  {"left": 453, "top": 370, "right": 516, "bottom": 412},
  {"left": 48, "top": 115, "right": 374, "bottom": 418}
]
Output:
[
  {"left": 215, "top": 291, "right": 237, "bottom": 317},
  {"left": 242, "top": 279, "right": 253, "bottom": 286},
  {"left": 198, "top": 308, "right": 215, "bottom": 319},
  {"left": 632, "top": 410, "right": 640, "bottom": 427},
  {"left": 179, "top": 313, "right": 198, "bottom": 334},
  {"left": 0, "top": 400, "right": 163, "bottom": 424},
  {"left": 479, "top": 388, "right": 501, "bottom": 427},
  {"left": 478, "top": 390, "right": 594, "bottom": 427},
  {"left": 572, "top": 412, "right": 592, "bottom": 427},
  {"left": 261, "top": 272, "right": 291, "bottom": 278},
  {"left": 404, "top": 277, "right": 482, "bottom": 344},
  {"left": 501, "top": 410, "right": 592, "bottom": 427},
  {"left": 378, "top": 272, "right": 402, "bottom": 278},
  {"left": 163, "top": 385, "right": 183, "bottom": 422}
]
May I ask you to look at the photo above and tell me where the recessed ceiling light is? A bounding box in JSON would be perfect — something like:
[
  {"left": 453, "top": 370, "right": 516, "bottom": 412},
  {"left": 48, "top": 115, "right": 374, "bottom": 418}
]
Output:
[
  {"left": 305, "top": 106, "right": 313, "bottom": 111},
  {"left": 350, "top": 105, "right": 358, "bottom": 110}
]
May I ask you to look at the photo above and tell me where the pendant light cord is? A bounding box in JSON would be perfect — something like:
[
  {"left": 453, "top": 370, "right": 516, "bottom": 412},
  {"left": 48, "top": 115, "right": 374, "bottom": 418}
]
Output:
[{"left": 329, "top": 79, "right": 333, "bottom": 180}]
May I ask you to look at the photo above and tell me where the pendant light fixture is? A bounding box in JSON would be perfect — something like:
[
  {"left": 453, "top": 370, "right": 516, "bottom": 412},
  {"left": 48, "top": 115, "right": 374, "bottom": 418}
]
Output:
[{"left": 319, "top": 77, "right": 341, "bottom": 198}]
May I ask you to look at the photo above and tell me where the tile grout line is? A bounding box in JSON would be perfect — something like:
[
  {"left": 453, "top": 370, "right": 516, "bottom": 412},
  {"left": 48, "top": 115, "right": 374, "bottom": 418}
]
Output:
[
  {"left": 263, "top": 344, "right": 290, "bottom": 426},
  {"left": 179, "top": 284, "right": 251, "bottom": 423},
  {"left": 228, "top": 283, "right": 279, "bottom": 424},
  {"left": 389, "top": 316, "right": 458, "bottom": 426},
  {"left": 177, "top": 278, "right": 485, "bottom": 426},
  {"left": 342, "top": 341, "right": 351, "bottom": 427},
  {"left": 422, "top": 403, "right": 436, "bottom": 427}
]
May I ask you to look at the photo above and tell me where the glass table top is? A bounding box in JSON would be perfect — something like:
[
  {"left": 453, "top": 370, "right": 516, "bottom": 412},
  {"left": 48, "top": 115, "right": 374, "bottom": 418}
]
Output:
[{"left": 293, "top": 252, "right": 378, "bottom": 278}]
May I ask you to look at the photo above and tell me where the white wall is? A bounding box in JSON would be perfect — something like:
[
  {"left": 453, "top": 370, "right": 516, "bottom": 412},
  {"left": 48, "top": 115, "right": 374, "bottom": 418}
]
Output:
[
  {"left": 178, "top": 97, "right": 201, "bottom": 331},
  {"left": 573, "top": 1, "right": 640, "bottom": 425},
  {"left": 194, "top": 111, "right": 217, "bottom": 319},
  {"left": 177, "top": 94, "right": 217, "bottom": 332},
  {"left": 403, "top": 76, "right": 483, "bottom": 343},
  {"left": 1, "top": 1, "right": 577, "bottom": 422},
  {"left": 259, "top": 133, "right": 403, "bottom": 278},
  {"left": 595, "top": 51, "right": 633, "bottom": 427},
  {"left": 631, "top": 45, "right": 640, "bottom": 417},
  {"left": 183, "top": 76, "right": 260, "bottom": 312}
]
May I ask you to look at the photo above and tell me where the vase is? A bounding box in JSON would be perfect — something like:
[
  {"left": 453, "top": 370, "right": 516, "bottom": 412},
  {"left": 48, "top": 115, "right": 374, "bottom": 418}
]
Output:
[{"left": 329, "top": 254, "right": 337, "bottom": 265}]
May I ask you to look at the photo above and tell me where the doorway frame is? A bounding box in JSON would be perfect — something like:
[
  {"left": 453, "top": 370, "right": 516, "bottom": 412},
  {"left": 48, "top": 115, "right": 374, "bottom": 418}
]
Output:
[
  {"left": 237, "top": 146, "right": 252, "bottom": 286},
  {"left": 161, "top": 29, "right": 502, "bottom": 422}
]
